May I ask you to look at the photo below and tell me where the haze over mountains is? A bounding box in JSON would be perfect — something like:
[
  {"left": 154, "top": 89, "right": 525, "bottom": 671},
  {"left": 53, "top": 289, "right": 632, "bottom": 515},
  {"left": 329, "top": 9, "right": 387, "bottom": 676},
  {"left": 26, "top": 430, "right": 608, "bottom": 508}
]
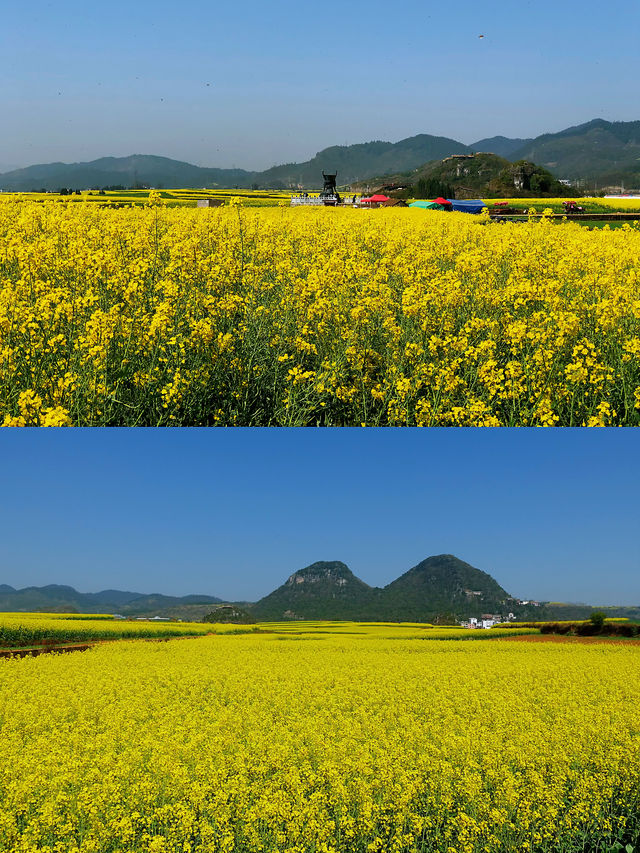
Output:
[
  {"left": 1, "top": 119, "right": 639, "bottom": 191},
  {"left": 3, "top": 555, "right": 639, "bottom": 622}
]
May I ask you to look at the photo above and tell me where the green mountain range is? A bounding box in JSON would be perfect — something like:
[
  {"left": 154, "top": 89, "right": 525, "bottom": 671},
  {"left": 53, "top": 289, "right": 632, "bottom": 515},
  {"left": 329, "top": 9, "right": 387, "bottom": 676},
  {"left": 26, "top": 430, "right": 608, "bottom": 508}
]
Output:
[
  {"left": 0, "top": 583, "right": 222, "bottom": 615},
  {"left": 3, "top": 556, "right": 639, "bottom": 622},
  {"left": 1, "top": 119, "right": 638, "bottom": 192},
  {"left": 251, "top": 555, "right": 518, "bottom": 622},
  {"left": 0, "top": 136, "right": 468, "bottom": 192},
  {"left": 256, "top": 135, "right": 470, "bottom": 187},
  {"left": 506, "top": 119, "right": 640, "bottom": 186},
  {"left": 0, "top": 155, "right": 252, "bottom": 194},
  {"left": 250, "top": 555, "right": 640, "bottom": 623}
]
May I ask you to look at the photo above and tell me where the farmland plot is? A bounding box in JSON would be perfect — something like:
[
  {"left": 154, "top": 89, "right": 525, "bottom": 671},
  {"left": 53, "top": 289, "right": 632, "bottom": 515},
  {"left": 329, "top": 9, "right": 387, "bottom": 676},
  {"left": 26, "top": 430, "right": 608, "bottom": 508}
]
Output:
[
  {"left": 1, "top": 199, "right": 639, "bottom": 426},
  {"left": 1, "top": 632, "right": 639, "bottom": 852}
]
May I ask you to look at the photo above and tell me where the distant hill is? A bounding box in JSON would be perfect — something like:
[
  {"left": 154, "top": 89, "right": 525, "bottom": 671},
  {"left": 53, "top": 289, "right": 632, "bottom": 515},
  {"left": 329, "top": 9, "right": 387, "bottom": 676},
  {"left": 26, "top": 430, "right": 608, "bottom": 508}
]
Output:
[
  {"left": 0, "top": 137, "right": 471, "bottom": 192},
  {"left": 202, "top": 604, "right": 256, "bottom": 624},
  {"left": 381, "top": 554, "right": 512, "bottom": 621},
  {"left": 0, "top": 155, "right": 255, "bottom": 193},
  {"left": 2, "top": 119, "right": 639, "bottom": 192},
  {"left": 536, "top": 602, "right": 640, "bottom": 622},
  {"left": 256, "top": 135, "right": 471, "bottom": 188},
  {"left": 471, "top": 136, "right": 534, "bottom": 158},
  {"left": 357, "top": 153, "right": 572, "bottom": 198},
  {"left": 509, "top": 119, "right": 640, "bottom": 186},
  {"left": 252, "top": 561, "right": 378, "bottom": 621},
  {"left": 424, "top": 153, "right": 571, "bottom": 197},
  {"left": 0, "top": 584, "right": 222, "bottom": 615},
  {"left": 3, "top": 561, "right": 639, "bottom": 622},
  {"left": 251, "top": 555, "right": 640, "bottom": 622},
  {"left": 253, "top": 555, "right": 531, "bottom": 622}
]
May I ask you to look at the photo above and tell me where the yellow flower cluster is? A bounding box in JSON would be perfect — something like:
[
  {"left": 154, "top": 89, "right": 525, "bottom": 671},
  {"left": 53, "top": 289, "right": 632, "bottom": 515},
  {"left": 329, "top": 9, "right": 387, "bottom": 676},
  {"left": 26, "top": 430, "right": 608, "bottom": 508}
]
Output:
[
  {"left": 1, "top": 632, "right": 639, "bottom": 853},
  {"left": 1, "top": 199, "right": 639, "bottom": 425}
]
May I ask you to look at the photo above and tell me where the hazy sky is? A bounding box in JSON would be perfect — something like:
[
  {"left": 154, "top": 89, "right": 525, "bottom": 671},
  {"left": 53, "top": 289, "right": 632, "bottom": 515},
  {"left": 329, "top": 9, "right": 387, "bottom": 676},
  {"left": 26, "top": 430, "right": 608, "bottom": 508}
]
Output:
[
  {"left": 0, "top": 429, "right": 637, "bottom": 606},
  {"left": 2, "top": 0, "right": 639, "bottom": 171}
]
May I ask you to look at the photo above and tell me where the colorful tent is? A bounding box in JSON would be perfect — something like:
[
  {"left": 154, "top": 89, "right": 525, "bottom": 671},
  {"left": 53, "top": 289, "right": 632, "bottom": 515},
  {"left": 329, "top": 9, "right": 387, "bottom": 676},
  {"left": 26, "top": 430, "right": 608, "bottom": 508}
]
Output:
[
  {"left": 409, "top": 200, "right": 445, "bottom": 209},
  {"left": 448, "top": 199, "right": 487, "bottom": 214},
  {"left": 360, "top": 194, "right": 391, "bottom": 207}
]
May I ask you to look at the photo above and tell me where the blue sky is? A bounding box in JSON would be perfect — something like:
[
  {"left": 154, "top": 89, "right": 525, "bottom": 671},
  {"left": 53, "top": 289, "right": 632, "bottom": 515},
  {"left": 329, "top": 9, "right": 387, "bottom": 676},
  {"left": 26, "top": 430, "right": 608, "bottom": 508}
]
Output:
[
  {"left": 0, "top": 429, "right": 637, "bottom": 606},
  {"left": 1, "top": 0, "right": 638, "bottom": 170}
]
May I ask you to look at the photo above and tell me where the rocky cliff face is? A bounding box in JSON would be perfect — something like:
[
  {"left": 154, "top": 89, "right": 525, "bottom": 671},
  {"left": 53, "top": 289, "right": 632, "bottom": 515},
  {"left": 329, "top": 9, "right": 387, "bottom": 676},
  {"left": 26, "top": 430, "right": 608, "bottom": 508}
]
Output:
[{"left": 286, "top": 563, "right": 355, "bottom": 587}]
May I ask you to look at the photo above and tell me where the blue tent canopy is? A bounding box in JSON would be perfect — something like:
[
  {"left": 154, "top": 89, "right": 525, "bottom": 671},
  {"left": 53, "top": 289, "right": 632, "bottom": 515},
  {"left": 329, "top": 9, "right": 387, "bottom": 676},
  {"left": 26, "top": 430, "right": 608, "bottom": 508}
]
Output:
[{"left": 448, "top": 199, "right": 487, "bottom": 214}]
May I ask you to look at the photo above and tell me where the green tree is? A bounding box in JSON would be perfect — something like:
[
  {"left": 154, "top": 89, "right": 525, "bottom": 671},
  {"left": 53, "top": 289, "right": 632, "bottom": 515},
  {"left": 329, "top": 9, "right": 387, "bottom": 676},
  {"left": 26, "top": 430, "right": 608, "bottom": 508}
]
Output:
[{"left": 414, "top": 177, "right": 454, "bottom": 199}]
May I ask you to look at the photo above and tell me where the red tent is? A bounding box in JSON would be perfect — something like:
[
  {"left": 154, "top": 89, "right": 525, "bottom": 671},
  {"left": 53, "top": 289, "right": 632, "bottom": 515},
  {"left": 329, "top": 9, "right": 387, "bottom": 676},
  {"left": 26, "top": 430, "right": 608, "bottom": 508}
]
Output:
[
  {"left": 432, "top": 197, "right": 452, "bottom": 207},
  {"left": 360, "top": 194, "right": 390, "bottom": 207}
]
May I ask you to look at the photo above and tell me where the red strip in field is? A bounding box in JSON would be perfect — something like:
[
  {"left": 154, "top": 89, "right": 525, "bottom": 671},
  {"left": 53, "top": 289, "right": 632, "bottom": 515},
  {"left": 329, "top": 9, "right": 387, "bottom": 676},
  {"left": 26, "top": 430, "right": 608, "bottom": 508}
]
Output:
[
  {"left": 0, "top": 633, "right": 214, "bottom": 659},
  {"left": 499, "top": 634, "right": 640, "bottom": 645},
  {"left": 0, "top": 644, "right": 92, "bottom": 658}
]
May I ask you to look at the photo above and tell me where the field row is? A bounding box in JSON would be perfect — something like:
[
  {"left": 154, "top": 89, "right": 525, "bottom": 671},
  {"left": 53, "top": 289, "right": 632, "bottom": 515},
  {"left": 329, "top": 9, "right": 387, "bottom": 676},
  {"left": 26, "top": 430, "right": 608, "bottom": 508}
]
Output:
[
  {"left": 2, "top": 191, "right": 640, "bottom": 213},
  {"left": 0, "top": 614, "right": 540, "bottom": 648}
]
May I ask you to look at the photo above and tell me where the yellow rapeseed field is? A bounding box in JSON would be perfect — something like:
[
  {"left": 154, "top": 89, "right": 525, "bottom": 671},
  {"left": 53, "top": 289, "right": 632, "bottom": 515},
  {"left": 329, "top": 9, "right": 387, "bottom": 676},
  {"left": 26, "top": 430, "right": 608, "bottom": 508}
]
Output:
[
  {"left": 0, "top": 614, "right": 536, "bottom": 648},
  {"left": 1, "top": 196, "right": 639, "bottom": 425},
  {"left": 1, "top": 632, "right": 639, "bottom": 853},
  {"left": 0, "top": 613, "right": 225, "bottom": 648},
  {"left": 255, "top": 620, "right": 539, "bottom": 640}
]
